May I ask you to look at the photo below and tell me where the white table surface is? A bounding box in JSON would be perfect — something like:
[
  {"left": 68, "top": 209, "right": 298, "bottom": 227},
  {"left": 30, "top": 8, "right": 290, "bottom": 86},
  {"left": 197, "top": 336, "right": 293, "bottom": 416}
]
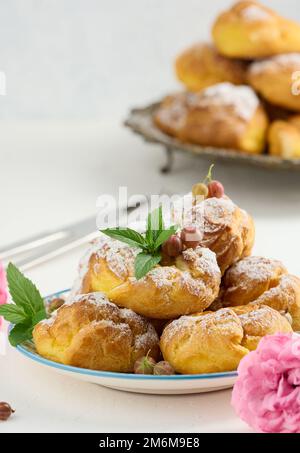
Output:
[{"left": 1, "top": 119, "right": 300, "bottom": 433}]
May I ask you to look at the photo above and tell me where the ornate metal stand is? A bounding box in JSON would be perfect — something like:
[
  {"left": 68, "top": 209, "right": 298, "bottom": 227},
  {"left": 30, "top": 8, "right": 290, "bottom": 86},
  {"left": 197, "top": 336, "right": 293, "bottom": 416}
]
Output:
[
  {"left": 160, "top": 147, "right": 174, "bottom": 174},
  {"left": 124, "top": 102, "right": 300, "bottom": 172}
]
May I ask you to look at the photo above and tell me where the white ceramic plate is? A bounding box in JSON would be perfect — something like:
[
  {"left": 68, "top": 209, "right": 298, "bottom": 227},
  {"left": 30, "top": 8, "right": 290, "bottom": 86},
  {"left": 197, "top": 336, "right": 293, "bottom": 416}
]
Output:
[{"left": 15, "top": 290, "right": 237, "bottom": 395}]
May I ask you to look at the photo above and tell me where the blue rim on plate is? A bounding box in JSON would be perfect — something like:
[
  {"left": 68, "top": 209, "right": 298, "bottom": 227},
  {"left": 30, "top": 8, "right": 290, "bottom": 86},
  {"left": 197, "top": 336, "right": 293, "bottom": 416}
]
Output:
[{"left": 15, "top": 289, "right": 238, "bottom": 381}]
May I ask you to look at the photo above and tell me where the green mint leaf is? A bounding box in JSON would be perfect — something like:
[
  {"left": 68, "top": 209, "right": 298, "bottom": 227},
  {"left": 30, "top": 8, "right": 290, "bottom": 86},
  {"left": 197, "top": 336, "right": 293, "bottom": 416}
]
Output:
[
  {"left": 154, "top": 225, "right": 178, "bottom": 249},
  {"left": 100, "top": 228, "right": 146, "bottom": 250},
  {"left": 147, "top": 206, "right": 164, "bottom": 244},
  {"left": 146, "top": 212, "right": 154, "bottom": 247},
  {"left": 134, "top": 253, "right": 161, "bottom": 280},
  {"left": 0, "top": 304, "right": 29, "bottom": 325},
  {"left": 6, "top": 263, "right": 46, "bottom": 317},
  {"left": 8, "top": 323, "right": 33, "bottom": 347},
  {"left": 2, "top": 264, "right": 48, "bottom": 346},
  {"left": 32, "top": 309, "right": 49, "bottom": 326}
]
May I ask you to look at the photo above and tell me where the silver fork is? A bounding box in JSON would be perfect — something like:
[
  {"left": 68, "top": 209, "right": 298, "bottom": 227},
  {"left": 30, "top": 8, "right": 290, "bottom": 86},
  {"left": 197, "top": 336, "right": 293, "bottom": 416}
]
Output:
[{"left": 0, "top": 200, "right": 147, "bottom": 271}]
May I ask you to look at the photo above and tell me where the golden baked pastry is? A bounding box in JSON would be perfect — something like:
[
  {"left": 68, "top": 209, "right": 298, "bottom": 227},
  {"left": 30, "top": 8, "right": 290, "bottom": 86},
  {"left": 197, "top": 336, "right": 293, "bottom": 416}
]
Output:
[
  {"left": 173, "top": 195, "right": 255, "bottom": 274},
  {"left": 219, "top": 256, "right": 300, "bottom": 330},
  {"left": 33, "top": 292, "right": 160, "bottom": 372},
  {"left": 154, "top": 83, "right": 268, "bottom": 154},
  {"left": 289, "top": 114, "right": 300, "bottom": 130},
  {"left": 248, "top": 54, "right": 300, "bottom": 112},
  {"left": 268, "top": 120, "right": 300, "bottom": 159},
  {"left": 73, "top": 235, "right": 221, "bottom": 319},
  {"left": 212, "top": 1, "right": 300, "bottom": 59},
  {"left": 175, "top": 42, "right": 247, "bottom": 91},
  {"left": 160, "top": 305, "right": 292, "bottom": 374}
]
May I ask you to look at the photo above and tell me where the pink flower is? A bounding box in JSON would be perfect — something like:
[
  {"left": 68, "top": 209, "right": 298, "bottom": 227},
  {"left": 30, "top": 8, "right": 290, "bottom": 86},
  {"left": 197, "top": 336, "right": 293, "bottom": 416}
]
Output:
[
  {"left": 232, "top": 333, "right": 300, "bottom": 433},
  {"left": 0, "top": 262, "right": 7, "bottom": 328}
]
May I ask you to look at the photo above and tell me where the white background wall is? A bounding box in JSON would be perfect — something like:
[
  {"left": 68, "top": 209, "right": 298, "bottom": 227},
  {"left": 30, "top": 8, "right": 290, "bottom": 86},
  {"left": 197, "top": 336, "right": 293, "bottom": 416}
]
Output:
[
  {"left": 1, "top": 0, "right": 300, "bottom": 120},
  {"left": 1, "top": 0, "right": 300, "bottom": 254}
]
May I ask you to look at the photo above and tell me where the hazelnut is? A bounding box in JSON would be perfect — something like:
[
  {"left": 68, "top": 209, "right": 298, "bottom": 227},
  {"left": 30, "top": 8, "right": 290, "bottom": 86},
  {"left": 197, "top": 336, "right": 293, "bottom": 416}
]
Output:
[
  {"left": 162, "top": 235, "right": 183, "bottom": 258},
  {"left": 180, "top": 226, "right": 202, "bottom": 249},
  {"left": 47, "top": 298, "right": 65, "bottom": 314},
  {"left": 153, "top": 361, "right": 175, "bottom": 375},
  {"left": 0, "top": 402, "right": 15, "bottom": 421}
]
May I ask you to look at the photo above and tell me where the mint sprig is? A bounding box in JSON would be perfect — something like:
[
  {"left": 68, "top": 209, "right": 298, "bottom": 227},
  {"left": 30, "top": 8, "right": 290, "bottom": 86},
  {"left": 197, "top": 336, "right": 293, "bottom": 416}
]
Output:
[
  {"left": 101, "top": 206, "right": 178, "bottom": 279},
  {"left": 134, "top": 253, "right": 161, "bottom": 280},
  {"left": 0, "top": 263, "right": 47, "bottom": 346}
]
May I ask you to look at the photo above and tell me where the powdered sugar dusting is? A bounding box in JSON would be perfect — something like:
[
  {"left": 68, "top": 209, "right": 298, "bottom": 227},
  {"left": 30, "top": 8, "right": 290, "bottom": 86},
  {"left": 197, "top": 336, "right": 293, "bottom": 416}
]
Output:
[
  {"left": 250, "top": 53, "right": 300, "bottom": 75},
  {"left": 134, "top": 326, "right": 158, "bottom": 351},
  {"left": 144, "top": 247, "right": 220, "bottom": 298},
  {"left": 40, "top": 292, "right": 159, "bottom": 352},
  {"left": 183, "top": 196, "right": 236, "bottom": 235},
  {"left": 255, "top": 274, "right": 299, "bottom": 313},
  {"left": 68, "top": 236, "right": 105, "bottom": 299},
  {"left": 40, "top": 316, "right": 57, "bottom": 327},
  {"left": 162, "top": 305, "right": 283, "bottom": 347},
  {"left": 90, "top": 318, "right": 130, "bottom": 331},
  {"left": 66, "top": 292, "right": 114, "bottom": 307},
  {"left": 162, "top": 308, "right": 241, "bottom": 343},
  {"left": 68, "top": 234, "right": 138, "bottom": 299},
  {"left": 180, "top": 271, "right": 204, "bottom": 297},
  {"left": 241, "top": 4, "right": 271, "bottom": 22},
  {"left": 194, "top": 83, "right": 259, "bottom": 121},
  {"left": 119, "top": 307, "right": 159, "bottom": 350},
  {"left": 236, "top": 305, "right": 270, "bottom": 323},
  {"left": 95, "top": 235, "right": 138, "bottom": 278},
  {"left": 182, "top": 246, "right": 220, "bottom": 277},
  {"left": 41, "top": 292, "right": 116, "bottom": 327},
  {"left": 225, "top": 256, "right": 286, "bottom": 286},
  {"left": 147, "top": 266, "right": 178, "bottom": 289}
]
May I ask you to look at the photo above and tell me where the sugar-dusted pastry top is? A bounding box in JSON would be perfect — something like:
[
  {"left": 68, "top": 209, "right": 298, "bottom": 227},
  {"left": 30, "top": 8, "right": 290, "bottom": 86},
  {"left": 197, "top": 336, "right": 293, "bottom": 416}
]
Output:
[
  {"left": 249, "top": 53, "right": 300, "bottom": 75},
  {"left": 239, "top": 3, "right": 272, "bottom": 22},
  {"left": 212, "top": 1, "right": 300, "bottom": 59},
  {"left": 223, "top": 255, "right": 287, "bottom": 301},
  {"left": 158, "top": 83, "right": 260, "bottom": 121},
  {"left": 69, "top": 235, "right": 138, "bottom": 299},
  {"left": 154, "top": 83, "right": 268, "bottom": 154},
  {"left": 189, "top": 82, "right": 259, "bottom": 121},
  {"left": 160, "top": 304, "right": 292, "bottom": 374},
  {"left": 219, "top": 256, "right": 300, "bottom": 331},
  {"left": 248, "top": 53, "right": 300, "bottom": 111},
  {"left": 173, "top": 195, "right": 255, "bottom": 274},
  {"left": 69, "top": 230, "right": 221, "bottom": 319},
  {"left": 33, "top": 292, "right": 159, "bottom": 372}
]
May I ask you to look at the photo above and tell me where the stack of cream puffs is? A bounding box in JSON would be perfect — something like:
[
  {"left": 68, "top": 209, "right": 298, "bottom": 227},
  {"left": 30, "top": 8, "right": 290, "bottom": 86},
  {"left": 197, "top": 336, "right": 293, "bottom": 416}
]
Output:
[{"left": 154, "top": 1, "right": 300, "bottom": 159}]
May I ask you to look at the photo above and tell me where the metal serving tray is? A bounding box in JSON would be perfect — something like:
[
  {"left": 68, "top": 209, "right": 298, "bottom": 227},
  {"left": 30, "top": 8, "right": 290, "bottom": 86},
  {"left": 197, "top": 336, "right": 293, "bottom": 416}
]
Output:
[{"left": 124, "top": 101, "right": 300, "bottom": 173}]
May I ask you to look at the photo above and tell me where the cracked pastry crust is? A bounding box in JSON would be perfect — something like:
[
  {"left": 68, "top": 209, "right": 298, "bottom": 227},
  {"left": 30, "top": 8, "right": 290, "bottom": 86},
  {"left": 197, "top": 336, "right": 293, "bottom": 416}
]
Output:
[
  {"left": 33, "top": 292, "right": 160, "bottom": 372},
  {"left": 248, "top": 54, "right": 300, "bottom": 112},
  {"left": 175, "top": 42, "right": 247, "bottom": 92},
  {"left": 160, "top": 304, "right": 292, "bottom": 374},
  {"left": 219, "top": 256, "right": 300, "bottom": 331},
  {"left": 173, "top": 196, "right": 255, "bottom": 275},
  {"left": 153, "top": 83, "right": 268, "bottom": 154},
  {"left": 75, "top": 236, "right": 221, "bottom": 319},
  {"left": 212, "top": 1, "right": 300, "bottom": 59}
]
